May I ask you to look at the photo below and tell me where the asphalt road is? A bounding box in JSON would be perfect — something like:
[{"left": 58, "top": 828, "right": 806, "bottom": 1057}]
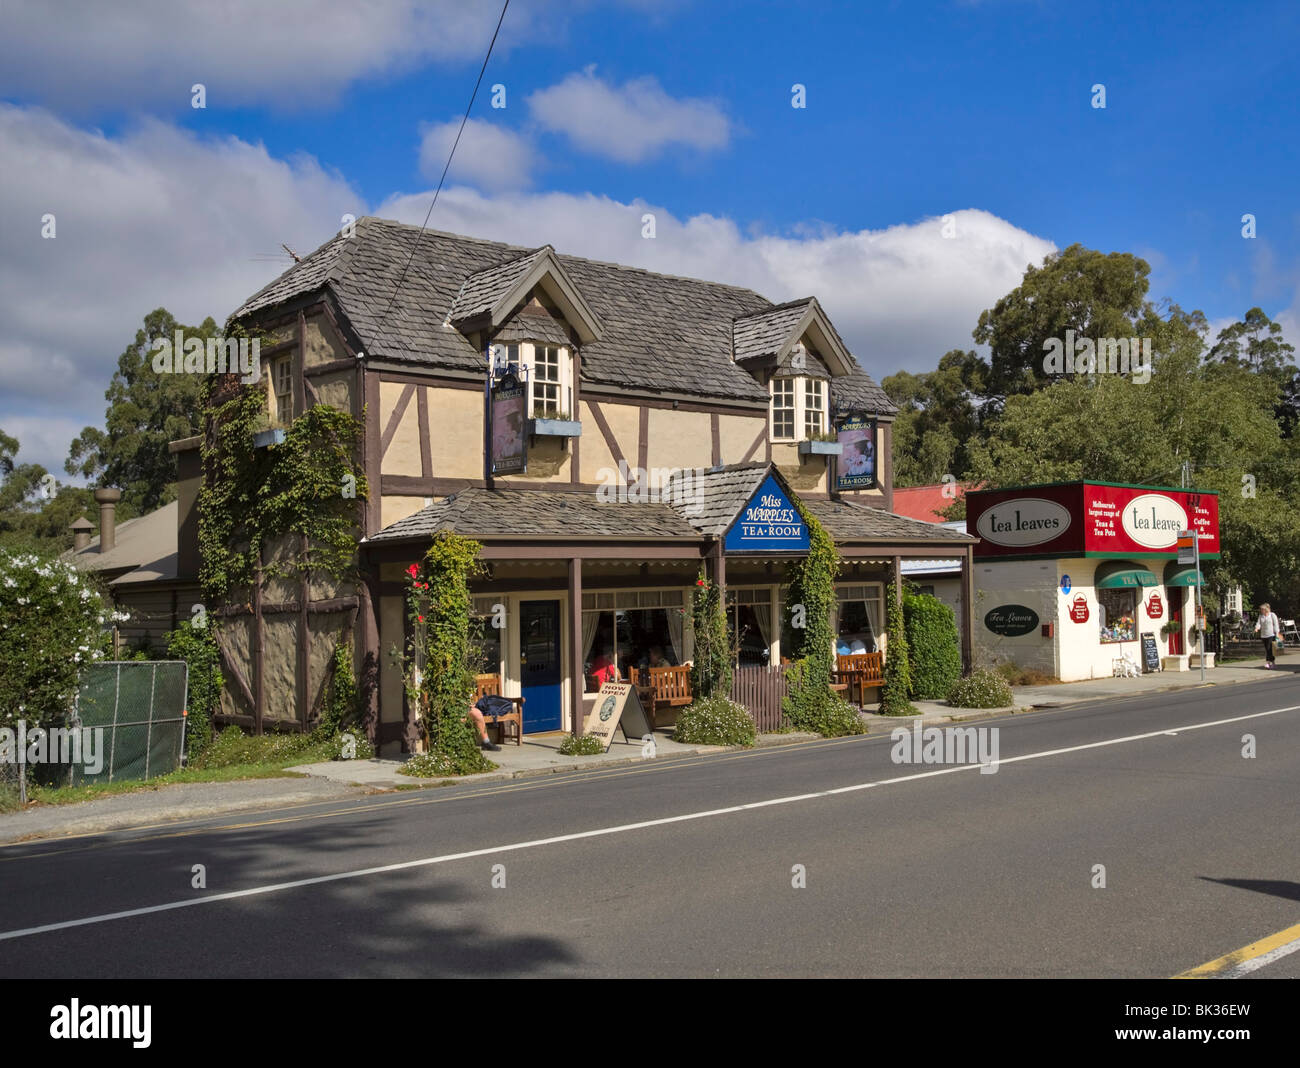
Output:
[{"left": 1, "top": 673, "right": 1297, "bottom": 978}]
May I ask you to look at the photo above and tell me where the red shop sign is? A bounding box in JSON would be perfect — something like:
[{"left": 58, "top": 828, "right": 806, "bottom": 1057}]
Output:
[
  {"left": 1069, "top": 594, "right": 1090, "bottom": 623},
  {"left": 1146, "top": 593, "right": 1163, "bottom": 619}
]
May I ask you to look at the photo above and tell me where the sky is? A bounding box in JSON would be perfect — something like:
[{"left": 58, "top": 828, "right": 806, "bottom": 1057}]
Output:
[{"left": 1, "top": 0, "right": 1297, "bottom": 476}]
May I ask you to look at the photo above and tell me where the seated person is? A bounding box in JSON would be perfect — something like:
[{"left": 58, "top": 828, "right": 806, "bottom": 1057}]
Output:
[
  {"left": 589, "top": 647, "right": 620, "bottom": 687},
  {"left": 469, "top": 693, "right": 512, "bottom": 752},
  {"left": 642, "top": 644, "right": 672, "bottom": 670}
]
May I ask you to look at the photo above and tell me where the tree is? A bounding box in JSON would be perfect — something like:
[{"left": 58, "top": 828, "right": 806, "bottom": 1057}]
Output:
[
  {"left": 973, "top": 244, "right": 1153, "bottom": 408},
  {"left": 0, "top": 428, "right": 95, "bottom": 554},
  {"left": 883, "top": 350, "right": 988, "bottom": 486},
  {"left": 1208, "top": 307, "right": 1299, "bottom": 437},
  {"left": 66, "top": 308, "right": 221, "bottom": 515}
]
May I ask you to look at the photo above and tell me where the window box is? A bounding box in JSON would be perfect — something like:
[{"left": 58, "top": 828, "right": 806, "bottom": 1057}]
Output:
[
  {"left": 798, "top": 439, "right": 842, "bottom": 457},
  {"left": 528, "top": 417, "right": 582, "bottom": 438},
  {"left": 253, "top": 427, "right": 286, "bottom": 449}
]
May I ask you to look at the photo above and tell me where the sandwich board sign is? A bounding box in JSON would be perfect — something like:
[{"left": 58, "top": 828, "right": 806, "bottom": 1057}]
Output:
[{"left": 583, "top": 682, "right": 652, "bottom": 752}]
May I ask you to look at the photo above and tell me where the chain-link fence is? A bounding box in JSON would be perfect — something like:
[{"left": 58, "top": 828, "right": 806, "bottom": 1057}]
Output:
[{"left": 69, "top": 661, "right": 189, "bottom": 785}]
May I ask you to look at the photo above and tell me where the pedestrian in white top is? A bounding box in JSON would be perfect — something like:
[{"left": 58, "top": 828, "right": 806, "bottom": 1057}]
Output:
[{"left": 1254, "top": 603, "right": 1282, "bottom": 668}]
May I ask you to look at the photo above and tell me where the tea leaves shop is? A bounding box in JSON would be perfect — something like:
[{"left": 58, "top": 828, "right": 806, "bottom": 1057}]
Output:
[{"left": 965, "top": 482, "right": 1221, "bottom": 680}]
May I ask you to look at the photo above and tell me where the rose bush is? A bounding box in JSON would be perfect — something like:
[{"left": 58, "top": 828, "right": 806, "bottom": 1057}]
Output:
[{"left": 0, "top": 551, "right": 125, "bottom": 729}]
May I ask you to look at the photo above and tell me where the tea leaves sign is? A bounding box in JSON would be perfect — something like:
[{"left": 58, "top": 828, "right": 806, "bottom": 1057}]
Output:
[
  {"left": 984, "top": 604, "right": 1040, "bottom": 637},
  {"left": 1121, "top": 494, "right": 1189, "bottom": 550},
  {"left": 975, "top": 498, "right": 1071, "bottom": 548}
]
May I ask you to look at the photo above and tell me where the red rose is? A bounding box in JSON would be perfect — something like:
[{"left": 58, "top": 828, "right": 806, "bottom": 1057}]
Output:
[
  {"left": 407, "top": 564, "right": 419, "bottom": 577},
  {"left": 418, "top": 615, "right": 424, "bottom": 623}
]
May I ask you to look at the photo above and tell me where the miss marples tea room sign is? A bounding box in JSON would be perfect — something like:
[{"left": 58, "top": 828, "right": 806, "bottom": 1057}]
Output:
[{"left": 725, "top": 476, "right": 810, "bottom": 552}]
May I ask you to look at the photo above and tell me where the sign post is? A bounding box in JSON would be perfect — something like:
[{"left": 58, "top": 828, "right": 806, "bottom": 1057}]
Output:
[{"left": 1178, "top": 530, "right": 1204, "bottom": 682}]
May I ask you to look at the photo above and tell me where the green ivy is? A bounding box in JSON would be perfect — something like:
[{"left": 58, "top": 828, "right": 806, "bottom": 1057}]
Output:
[
  {"left": 165, "top": 621, "right": 222, "bottom": 756},
  {"left": 781, "top": 504, "right": 863, "bottom": 736},
  {"left": 903, "top": 590, "right": 962, "bottom": 700},
  {"left": 689, "top": 568, "right": 731, "bottom": 699},
  {"left": 411, "top": 531, "right": 494, "bottom": 775},
  {"left": 197, "top": 357, "right": 367, "bottom": 599},
  {"left": 318, "top": 638, "right": 359, "bottom": 737},
  {"left": 880, "top": 581, "right": 917, "bottom": 715}
]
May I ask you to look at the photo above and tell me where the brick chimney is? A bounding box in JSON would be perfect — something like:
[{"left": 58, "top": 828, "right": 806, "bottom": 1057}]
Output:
[
  {"left": 70, "top": 515, "right": 93, "bottom": 551},
  {"left": 93, "top": 487, "right": 122, "bottom": 552}
]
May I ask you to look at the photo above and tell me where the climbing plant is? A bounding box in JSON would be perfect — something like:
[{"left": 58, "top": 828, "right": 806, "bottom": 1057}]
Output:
[
  {"left": 689, "top": 568, "right": 731, "bottom": 699},
  {"left": 782, "top": 508, "right": 864, "bottom": 736},
  {"left": 197, "top": 355, "right": 367, "bottom": 599},
  {"left": 401, "top": 531, "right": 494, "bottom": 776},
  {"left": 880, "top": 581, "right": 916, "bottom": 715}
]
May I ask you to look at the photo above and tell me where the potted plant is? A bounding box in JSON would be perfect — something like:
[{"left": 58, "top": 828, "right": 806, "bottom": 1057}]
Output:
[
  {"left": 798, "top": 430, "right": 842, "bottom": 457},
  {"left": 1159, "top": 619, "right": 1181, "bottom": 642}
]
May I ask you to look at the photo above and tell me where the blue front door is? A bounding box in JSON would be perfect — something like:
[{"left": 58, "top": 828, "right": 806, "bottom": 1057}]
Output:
[{"left": 520, "top": 599, "right": 563, "bottom": 732}]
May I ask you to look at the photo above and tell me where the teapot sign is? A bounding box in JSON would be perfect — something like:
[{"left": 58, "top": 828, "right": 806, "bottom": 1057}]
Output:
[
  {"left": 1145, "top": 593, "right": 1163, "bottom": 619},
  {"left": 1069, "top": 595, "right": 1090, "bottom": 623}
]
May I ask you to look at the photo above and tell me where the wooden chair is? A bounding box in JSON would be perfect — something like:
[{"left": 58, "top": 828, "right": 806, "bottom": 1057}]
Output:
[
  {"left": 628, "top": 664, "right": 693, "bottom": 728},
  {"left": 832, "top": 652, "right": 885, "bottom": 706},
  {"left": 473, "top": 673, "right": 524, "bottom": 746}
]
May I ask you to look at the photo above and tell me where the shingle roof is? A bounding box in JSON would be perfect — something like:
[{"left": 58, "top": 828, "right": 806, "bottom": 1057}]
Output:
[
  {"left": 803, "top": 498, "right": 976, "bottom": 543},
  {"left": 665, "top": 463, "right": 770, "bottom": 536},
  {"left": 367, "top": 486, "right": 700, "bottom": 543},
  {"left": 733, "top": 301, "right": 811, "bottom": 362},
  {"left": 494, "top": 300, "right": 571, "bottom": 346},
  {"left": 448, "top": 246, "right": 552, "bottom": 324},
  {"left": 230, "top": 216, "right": 896, "bottom": 412}
]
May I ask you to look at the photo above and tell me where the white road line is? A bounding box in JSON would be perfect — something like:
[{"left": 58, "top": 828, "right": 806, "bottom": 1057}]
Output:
[
  {"left": 1220, "top": 937, "right": 1300, "bottom": 978},
  {"left": 1, "top": 703, "right": 1296, "bottom": 943}
]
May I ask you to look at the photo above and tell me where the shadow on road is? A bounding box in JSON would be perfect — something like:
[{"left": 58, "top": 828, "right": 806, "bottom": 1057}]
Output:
[
  {"left": 1198, "top": 876, "right": 1300, "bottom": 903},
  {"left": 0, "top": 810, "right": 582, "bottom": 978}
]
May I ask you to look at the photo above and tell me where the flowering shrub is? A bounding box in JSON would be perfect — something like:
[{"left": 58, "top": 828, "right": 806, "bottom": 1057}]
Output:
[
  {"left": 674, "top": 694, "right": 757, "bottom": 747},
  {"left": 946, "top": 669, "right": 1014, "bottom": 709},
  {"left": 0, "top": 551, "right": 123, "bottom": 729},
  {"left": 558, "top": 733, "right": 606, "bottom": 756}
]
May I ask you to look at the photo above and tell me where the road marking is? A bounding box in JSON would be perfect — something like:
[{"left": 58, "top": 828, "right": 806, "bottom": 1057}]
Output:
[
  {"left": 1, "top": 703, "right": 1294, "bottom": 943},
  {"left": 1175, "top": 921, "right": 1300, "bottom": 978}
]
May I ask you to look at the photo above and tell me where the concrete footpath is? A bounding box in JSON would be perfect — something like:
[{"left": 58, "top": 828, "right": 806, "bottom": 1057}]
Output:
[{"left": 0, "top": 656, "right": 1291, "bottom": 845}]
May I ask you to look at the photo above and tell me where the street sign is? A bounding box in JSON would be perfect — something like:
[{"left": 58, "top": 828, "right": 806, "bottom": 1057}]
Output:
[{"left": 1176, "top": 530, "right": 1197, "bottom": 566}]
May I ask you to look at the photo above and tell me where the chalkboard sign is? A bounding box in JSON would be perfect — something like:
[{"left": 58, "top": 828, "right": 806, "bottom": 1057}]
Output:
[{"left": 1140, "top": 632, "right": 1161, "bottom": 673}]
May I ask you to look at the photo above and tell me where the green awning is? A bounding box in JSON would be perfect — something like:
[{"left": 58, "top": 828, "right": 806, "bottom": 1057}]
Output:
[
  {"left": 1095, "top": 561, "right": 1159, "bottom": 589},
  {"left": 1163, "top": 561, "right": 1203, "bottom": 587}
]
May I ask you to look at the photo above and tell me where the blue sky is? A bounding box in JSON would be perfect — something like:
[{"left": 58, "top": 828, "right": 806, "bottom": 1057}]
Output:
[{"left": 1, "top": 0, "right": 1296, "bottom": 474}]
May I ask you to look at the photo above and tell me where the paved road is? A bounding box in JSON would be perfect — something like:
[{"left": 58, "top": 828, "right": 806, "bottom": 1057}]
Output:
[{"left": 1, "top": 674, "right": 1297, "bottom": 978}]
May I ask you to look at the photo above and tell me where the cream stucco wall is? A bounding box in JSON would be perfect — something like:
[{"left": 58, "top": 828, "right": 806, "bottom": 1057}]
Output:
[
  {"left": 428, "top": 386, "right": 483, "bottom": 479},
  {"left": 647, "top": 408, "right": 711, "bottom": 472},
  {"left": 971, "top": 558, "right": 1059, "bottom": 677}
]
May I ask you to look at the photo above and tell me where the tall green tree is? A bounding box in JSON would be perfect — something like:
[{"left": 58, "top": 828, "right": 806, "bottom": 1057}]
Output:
[
  {"left": 884, "top": 349, "right": 987, "bottom": 486},
  {"left": 66, "top": 308, "right": 219, "bottom": 514},
  {"left": 0, "top": 429, "right": 95, "bottom": 553},
  {"left": 1207, "top": 307, "right": 1299, "bottom": 436},
  {"left": 973, "top": 244, "right": 1153, "bottom": 407}
]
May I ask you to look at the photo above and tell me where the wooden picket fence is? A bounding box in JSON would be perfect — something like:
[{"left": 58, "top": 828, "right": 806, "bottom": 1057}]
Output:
[{"left": 730, "top": 664, "right": 789, "bottom": 732}]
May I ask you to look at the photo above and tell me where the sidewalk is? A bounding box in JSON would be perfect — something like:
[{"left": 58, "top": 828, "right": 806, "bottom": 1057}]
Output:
[{"left": 1, "top": 657, "right": 1289, "bottom": 845}]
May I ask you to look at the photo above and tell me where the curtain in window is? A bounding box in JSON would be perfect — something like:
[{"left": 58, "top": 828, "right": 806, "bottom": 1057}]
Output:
[
  {"left": 666, "top": 605, "right": 685, "bottom": 665},
  {"left": 581, "top": 611, "right": 600, "bottom": 689},
  {"left": 752, "top": 600, "right": 772, "bottom": 655}
]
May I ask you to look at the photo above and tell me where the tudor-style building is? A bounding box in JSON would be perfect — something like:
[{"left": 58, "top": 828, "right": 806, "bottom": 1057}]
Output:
[{"left": 172, "top": 216, "right": 975, "bottom": 752}]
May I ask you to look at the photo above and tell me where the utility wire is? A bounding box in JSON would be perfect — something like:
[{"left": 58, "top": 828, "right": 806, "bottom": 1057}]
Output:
[{"left": 368, "top": 0, "right": 510, "bottom": 356}]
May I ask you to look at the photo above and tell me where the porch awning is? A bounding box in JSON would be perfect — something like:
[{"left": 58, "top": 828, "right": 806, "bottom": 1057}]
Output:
[
  {"left": 1095, "top": 561, "right": 1159, "bottom": 589},
  {"left": 1163, "top": 561, "right": 1204, "bottom": 587}
]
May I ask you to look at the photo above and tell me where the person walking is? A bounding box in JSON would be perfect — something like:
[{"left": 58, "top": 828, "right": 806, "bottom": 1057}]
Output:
[{"left": 1254, "top": 603, "right": 1282, "bottom": 668}]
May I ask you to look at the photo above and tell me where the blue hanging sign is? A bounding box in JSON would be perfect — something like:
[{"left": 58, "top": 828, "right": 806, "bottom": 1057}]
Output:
[
  {"left": 724, "top": 475, "right": 810, "bottom": 553},
  {"left": 1060, "top": 574, "right": 1072, "bottom": 595}
]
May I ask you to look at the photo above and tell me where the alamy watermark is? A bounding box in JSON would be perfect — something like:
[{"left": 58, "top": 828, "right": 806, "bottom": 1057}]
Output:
[
  {"left": 1, "top": 720, "right": 105, "bottom": 775},
  {"left": 1042, "top": 331, "right": 1152, "bottom": 384},
  {"left": 596, "top": 461, "right": 706, "bottom": 511},
  {"left": 890, "top": 723, "right": 1000, "bottom": 774}
]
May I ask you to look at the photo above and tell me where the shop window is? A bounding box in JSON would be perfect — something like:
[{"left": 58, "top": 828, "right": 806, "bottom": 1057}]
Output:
[
  {"left": 580, "top": 589, "right": 689, "bottom": 689},
  {"left": 1098, "top": 588, "right": 1137, "bottom": 643},
  {"left": 835, "top": 584, "right": 882, "bottom": 654},
  {"left": 726, "top": 587, "right": 774, "bottom": 666}
]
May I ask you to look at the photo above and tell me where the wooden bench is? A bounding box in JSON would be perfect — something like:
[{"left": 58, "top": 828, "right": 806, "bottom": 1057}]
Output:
[
  {"left": 474, "top": 673, "right": 524, "bottom": 746},
  {"left": 832, "top": 652, "right": 885, "bottom": 706},
  {"left": 628, "top": 664, "right": 693, "bottom": 728}
]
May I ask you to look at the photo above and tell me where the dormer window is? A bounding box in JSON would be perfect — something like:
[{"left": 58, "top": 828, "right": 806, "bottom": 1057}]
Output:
[
  {"left": 770, "top": 376, "right": 826, "bottom": 441},
  {"left": 520, "top": 341, "right": 573, "bottom": 420}
]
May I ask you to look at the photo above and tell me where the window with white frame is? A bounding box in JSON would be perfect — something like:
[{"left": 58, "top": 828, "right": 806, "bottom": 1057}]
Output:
[
  {"left": 522, "top": 342, "right": 571, "bottom": 419},
  {"left": 266, "top": 354, "right": 293, "bottom": 425},
  {"left": 770, "top": 376, "right": 827, "bottom": 441}
]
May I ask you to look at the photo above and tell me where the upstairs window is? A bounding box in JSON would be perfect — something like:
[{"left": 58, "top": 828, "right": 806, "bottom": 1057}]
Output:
[
  {"left": 521, "top": 342, "right": 572, "bottom": 420},
  {"left": 266, "top": 354, "right": 293, "bottom": 425},
  {"left": 770, "top": 375, "right": 826, "bottom": 441}
]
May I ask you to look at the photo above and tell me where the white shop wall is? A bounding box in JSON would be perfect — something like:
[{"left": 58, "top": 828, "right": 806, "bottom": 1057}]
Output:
[{"left": 971, "top": 559, "right": 1059, "bottom": 676}]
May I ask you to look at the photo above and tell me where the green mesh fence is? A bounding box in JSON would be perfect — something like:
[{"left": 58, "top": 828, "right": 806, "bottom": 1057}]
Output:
[{"left": 70, "top": 661, "right": 189, "bottom": 785}]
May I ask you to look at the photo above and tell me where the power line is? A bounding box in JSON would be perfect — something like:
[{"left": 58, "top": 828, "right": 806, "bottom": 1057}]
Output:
[{"left": 368, "top": 0, "right": 510, "bottom": 357}]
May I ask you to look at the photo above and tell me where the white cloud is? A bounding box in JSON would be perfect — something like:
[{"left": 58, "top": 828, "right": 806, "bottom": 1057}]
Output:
[
  {"left": 527, "top": 69, "right": 731, "bottom": 163},
  {"left": 0, "top": 0, "right": 562, "bottom": 111},
  {"left": 0, "top": 104, "right": 362, "bottom": 473},
  {"left": 418, "top": 118, "right": 536, "bottom": 192}
]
